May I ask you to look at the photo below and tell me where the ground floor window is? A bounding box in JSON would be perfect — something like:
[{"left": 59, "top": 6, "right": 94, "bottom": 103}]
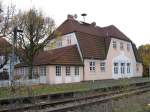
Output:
[
  {"left": 66, "top": 66, "right": 70, "bottom": 76},
  {"left": 56, "top": 65, "right": 61, "bottom": 76},
  {"left": 20, "top": 67, "right": 25, "bottom": 75},
  {"left": 40, "top": 66, "right": 46, "bottom": 76},
  {"left": 121, "top": 63, "right": 125, "bottom": 74},
  {"left": 127, "top": 63, "right": 131, "bottom": 73},
  {"left": 100, "top": 62, "right": 105, "bottom": 72},
  {"left": 75, "top": 66, "right": 79, "bottom": 76},
  {"left": 113, "top": 62, "right": 131, "bottom": 75},
  {"left": 89, "top": 61, "right": 95, "bottom": 72},
  {"left": 114, "top": 63, "right": 118, "bottom": 74}
]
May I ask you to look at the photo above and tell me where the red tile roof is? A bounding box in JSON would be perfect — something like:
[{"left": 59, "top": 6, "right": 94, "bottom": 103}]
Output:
[
  {"left": 0, "top": 37, "right": 11, "bottom": 55},
  {"left": 57, "top": 19, "right": 141, "bottom": 62},
  {"left": 15, "top": 45, "right": 83, "bottom": 67}
]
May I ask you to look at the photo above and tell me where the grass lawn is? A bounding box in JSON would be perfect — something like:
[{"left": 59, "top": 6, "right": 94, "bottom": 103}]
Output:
[{"left": 0, "top": 77, "right": 150, "bottom": 100}]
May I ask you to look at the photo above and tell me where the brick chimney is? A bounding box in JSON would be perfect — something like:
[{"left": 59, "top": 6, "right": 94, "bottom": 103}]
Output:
[{"left": 67, "top": 14, "right": 74, "bottom": 20}]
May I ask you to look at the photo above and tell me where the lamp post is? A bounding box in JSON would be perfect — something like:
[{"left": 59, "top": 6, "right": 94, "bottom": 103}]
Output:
[{"left": 10, "top": 26, "right": 23, "bottom": 84}]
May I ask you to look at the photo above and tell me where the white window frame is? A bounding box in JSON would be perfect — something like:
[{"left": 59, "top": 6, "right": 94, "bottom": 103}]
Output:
[
  {"left": 120, "top": 42, "right": 124, "bottom": 50},
  {"left": 121, "top": 63, "right": 125, "bottom": 74},
  {"left": 114, "top": 63, "right": 118, "bottom": 74},
  {"left": 100, "top": 62, "right": 105, "bottom": 72},
  {"left": 75, "top": 66, "right": 79, "bottom": 76},
  {"left": 112, "top": 41, "right": 117, "bottom": 49},
  {"left": 40, "top": 66, "right": 46, "bottom": 76},
  {"left": 89, "top": 61, "right": 96, "bottom": 72},
  {"left": 20, "top": 67, "right": 25, "bottom": 75},
  {"left": 66, "top": 66, "right": 71, "bottom": 76},
  {"left": 127, "top": 63, "right": 131, "bottom": 73},
  {"left": 67, "top": 37, "right": 71, "bottom": 45},
  {"left": 57, "top": 41, "right": 62, "bottom": 48},
  {"left": 127, "top": 43, "right": 130, "bottom": 51},
  {"left": 56, "top": 65, "right": 61, "bottom": 76}
]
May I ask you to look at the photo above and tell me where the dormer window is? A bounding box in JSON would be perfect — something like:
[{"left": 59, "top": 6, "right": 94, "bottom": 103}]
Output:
[
  {"left": 120, "top": 42, "right": 124, "bottom": 50},
  {"left": 67, "top": 37, "right": 71, "bottom": 45},
  {"left": 112, "top": 41, "right": 117, "bottom": 49},
  {"left": 127, "top": 43, "right": 130, "bottom": 51},
  {"left": 57, "top": 41, "right": 62, "bottom": 47}
]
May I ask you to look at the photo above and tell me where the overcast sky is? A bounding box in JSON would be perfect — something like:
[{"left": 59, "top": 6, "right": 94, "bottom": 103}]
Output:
[{"left": 2, "top": 0, "right": 150, "bottom": 47}]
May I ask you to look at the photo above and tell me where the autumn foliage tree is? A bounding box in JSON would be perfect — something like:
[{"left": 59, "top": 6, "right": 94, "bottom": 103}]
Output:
[
  {"left": 13, "top": 9, "right": 55, "bottom": 79},
  {"left": 138, "top": 44, "right": 150, "bottom": 77}
]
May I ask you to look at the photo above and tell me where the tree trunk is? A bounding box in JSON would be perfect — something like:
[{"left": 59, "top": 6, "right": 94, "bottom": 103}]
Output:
[{"left": 28, "top": 63, "right": 33, "bottom": 79}]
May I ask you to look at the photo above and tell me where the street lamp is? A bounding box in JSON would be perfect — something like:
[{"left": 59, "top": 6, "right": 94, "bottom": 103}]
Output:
[{"left": 10, "top": 26, "right": 23, "bottom": 84}]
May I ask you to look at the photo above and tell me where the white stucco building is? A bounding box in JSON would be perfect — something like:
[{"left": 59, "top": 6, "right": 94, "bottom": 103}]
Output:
[{"left": 15, "top": 15, "right": 143, "bottom": 84}]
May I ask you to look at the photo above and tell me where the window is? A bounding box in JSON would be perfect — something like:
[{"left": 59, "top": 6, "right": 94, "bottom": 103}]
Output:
[
  {"left": 75, "top": 66, "right": 79, "bottom": 76},
  {"left": 66, "top": 66, "right": 70, "bottom": 76},
  {"left": 100, "top": 62, "right": 105, "bottom": 72},
  {"left": 127, "top": 63, "right": 131, "bottom": 73},
  {"left": 112, "top": 41, "right": 117, "bottom": 49},
  {"left": 56, "top": 65, "right": 61, "bottom": 76},
  {"left": 20, "top": 67, "right": 25, "bottom": 75},
  {"left": 114, "top": 63, "right": 118, "bottom": 74},
  {"left": 40, "top": 66, "right": 46, "bottom": 76},
  {"left": 89, "top": 61, "right": 95, "bottom": 72},
  {"left": 57, "top": 41, "right": 62, "bottom": 47},
  {"left": 120, "top": 42, "right": 124, "bottom": 50},
  {"left": 33, "top": 67, "right": 38, "bottom": 78},
  {"left": 127, "top": 44, "right": 130, "bottom": 51},
  {"left": 121, "top": 63, "right": 125, "bottom": 74},
  {"left": 67, "top": 37, "right": 71, "bottom": 45},
  {"left": 136, "top": 64, "right": 139, "bottom": 72}
]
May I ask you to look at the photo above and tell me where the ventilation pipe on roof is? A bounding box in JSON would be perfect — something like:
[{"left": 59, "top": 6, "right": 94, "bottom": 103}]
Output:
[{"left": 91, "top": 22, "right": 96, "bottom": 27}]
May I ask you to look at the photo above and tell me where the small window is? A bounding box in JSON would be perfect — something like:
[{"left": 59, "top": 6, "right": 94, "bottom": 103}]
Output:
[
  {"left": 136, "top": 64, "right": 139, "bottom": 72},
  {"left": 120, "top": 42, "right": 124, "bottom": 50},
  {"left": 57, "top": 41, "right": 62, "bottom": 47},
  {"left": 40, "top": 66, "right": 46, "bottom": 76},
  {"left": 114, "top": 63, "right": 118, "bottom": 74},
  {"left": 56, "top": 65, "right": 61, "bottom": 76},
  {"left": 75, "top": 66, "right": 79, "bottom": 76},
  {"left": 112, "top": 41, "right": 117, "bottom": 49},
  {"left": 20, "top": 67, "right": 24, "bottom": 75},
  {"left": 121, "top": 63, "right": 125, "bottom": 74},
  {"left": 100, "top": 62, "right": 105, "bottom": 72},
  {"left": 127, "top": 63, "right": 131, "bottom": 73},
  {"left": 89, "top": 61, "right": 95, "bottom": 72},
  {"left": 127, "top": 44, "right": 130, "bottom": 51},
  {"left": 67, "top": 37, "right": 71, "bottom": 45},
  {"left": 66, "top": 66, "right": 70, "bottom": 76}
]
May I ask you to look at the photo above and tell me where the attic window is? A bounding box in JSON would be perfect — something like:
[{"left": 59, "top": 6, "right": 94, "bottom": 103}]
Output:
[
  {"left": 127, "top": 43, "right": 130, "bottom": 51},
  {"left": 112, "top": 41, "right": 117, "bottom": 49},
  {"left": 67, "top": 37, "right": 71, "bottom": 45},
  {"left": 120, "top": 42, "right": 124, "bottom": 50}
]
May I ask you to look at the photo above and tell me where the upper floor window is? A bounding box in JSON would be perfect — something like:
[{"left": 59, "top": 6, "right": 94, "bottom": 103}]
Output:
[
  {"left": 120, "top": 42, "right": 124, "bottom": 50},
  {"left": 100, "top": 62, "right": 105, "bottom": 72},
  {"left": 67, "top": 37, "right": 71, "bottom": 45},
  {"left": 57, "top": 41, "right": 62, "bottom": 47},
  {"left": 89, "top": 61, "right": 95, "bottom": 72},
  {"left": 112, "top": 41, "right": 117, "bottom": 49},
  {"left": 127, "top": 63, "right": 131, "bottom": 73},
  {"left": 114, "top": 63, "right": 118, "bottom": 74},
  {"left": 75, "top": 66, "right": 79, "bottom": 76},
  {"left": 56, "top": 65, "right": 61, "bottom": 76},
  {"left": 127, "top": 44, "right": 130, "bottom": 51},
  {"left": 40, "top": 66, "right": 46, "bottom": 76},
  {"left": 136, "top": 63, "right": 139, "bottom": 72},
  {"left": 66, "top": 66, "right": 71, "bottom": 76},
  {"left": 121, "top": 63, "right": 125, "bottom": 74}
]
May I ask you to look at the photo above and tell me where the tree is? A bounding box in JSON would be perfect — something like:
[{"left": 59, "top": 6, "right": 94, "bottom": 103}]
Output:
[
  {"left": 0, "top": 2, "right": 15, "bottom": 71},
  {"left": 138, "top": 44, "right": 150, "bottom": 77},
  {"left": 13, "top": 9, "right": 55, "bottom": 79}
]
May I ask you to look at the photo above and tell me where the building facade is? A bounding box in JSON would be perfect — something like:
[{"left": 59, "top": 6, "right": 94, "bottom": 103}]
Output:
[{"left": 15, "top": 15, "right": 143, "bottom": 84}]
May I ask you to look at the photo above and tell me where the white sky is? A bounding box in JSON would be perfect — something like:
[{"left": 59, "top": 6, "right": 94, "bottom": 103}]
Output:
[{"left": 2, "top": 0, "right": 150, "bottom": 47}]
